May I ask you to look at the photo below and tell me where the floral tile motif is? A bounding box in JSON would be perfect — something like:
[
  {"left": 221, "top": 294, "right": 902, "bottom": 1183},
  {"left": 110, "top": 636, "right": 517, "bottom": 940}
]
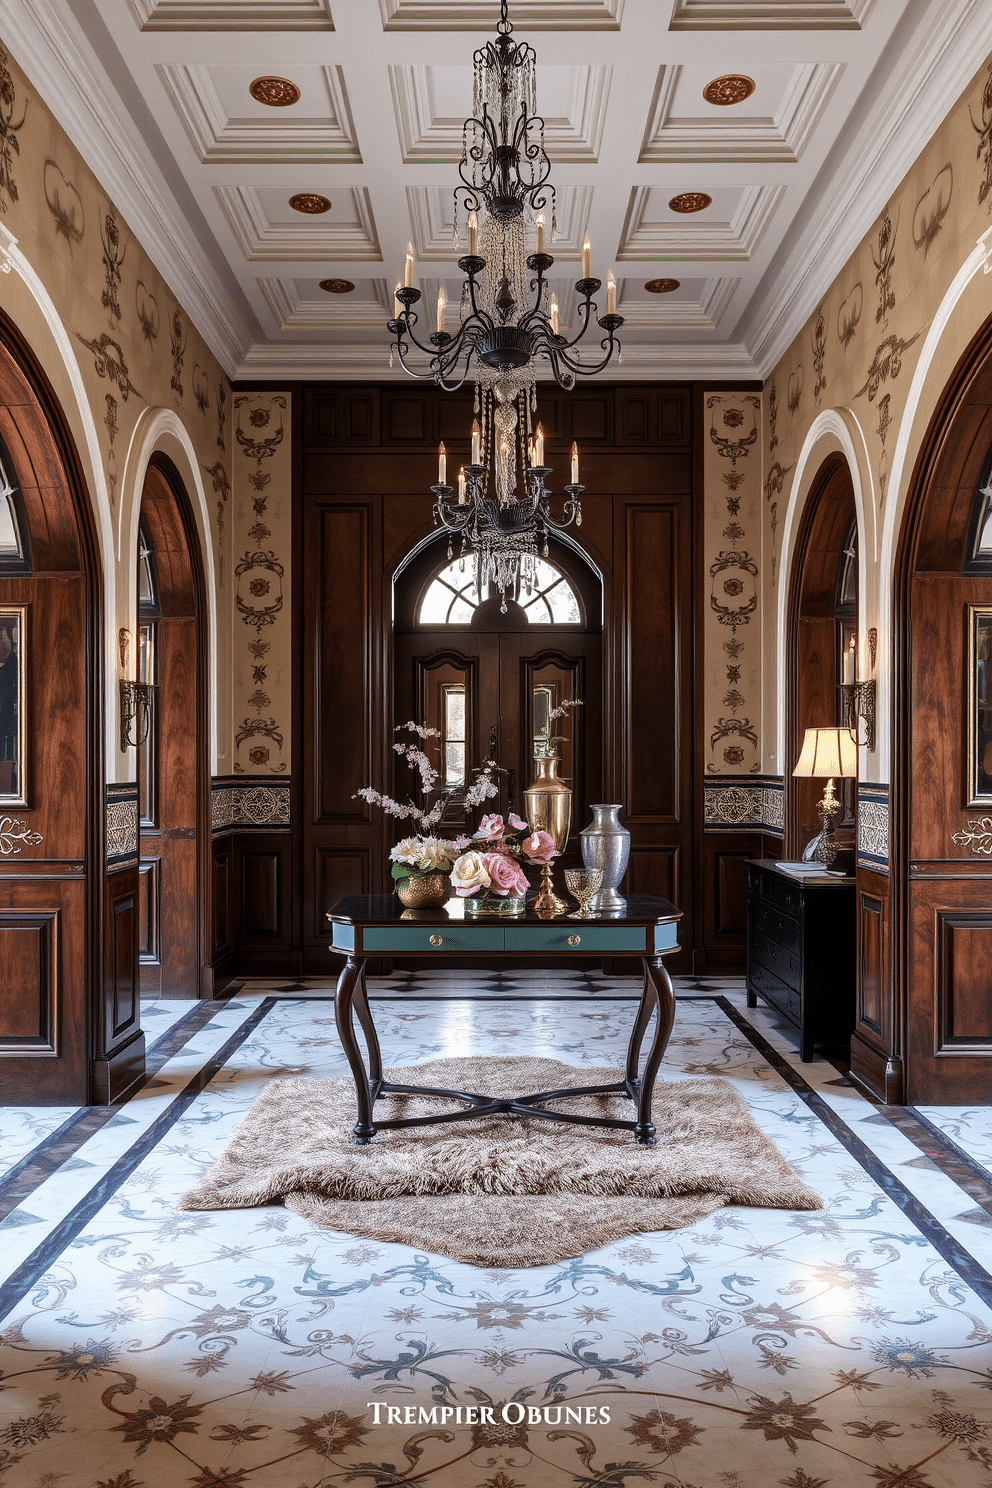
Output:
[{"left": 2, "top": 990, "right": 992, "bottom": 1486}]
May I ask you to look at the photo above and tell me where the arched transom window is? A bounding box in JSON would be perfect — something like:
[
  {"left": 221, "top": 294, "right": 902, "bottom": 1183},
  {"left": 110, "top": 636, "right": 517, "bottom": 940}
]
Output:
[{"left": 418, "top": 556, "right": 581, "bottom": 625}]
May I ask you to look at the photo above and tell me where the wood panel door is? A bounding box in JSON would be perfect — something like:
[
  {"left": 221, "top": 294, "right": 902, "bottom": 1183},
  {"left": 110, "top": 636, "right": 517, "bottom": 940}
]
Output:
[{"left": 394, "top": 629, "right": 601, "bottom": 852}]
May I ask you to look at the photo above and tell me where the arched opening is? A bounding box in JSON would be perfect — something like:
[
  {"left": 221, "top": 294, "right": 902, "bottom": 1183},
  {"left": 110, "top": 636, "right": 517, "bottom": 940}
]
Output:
[
  {"left": 785, "top": 454, "right": 858, "bottom": 862},
  {"left": 894, "top": 311, "right": 992, "bottom": 1103},
  {"left": 137, "top": 456, "right": 209, "bottom": 997},
  {"left": 0, "top": 313, "right": 104, "bottom": 1103},
  {"left": 393, "top": 534, "right": 603, "bottom": 849}
]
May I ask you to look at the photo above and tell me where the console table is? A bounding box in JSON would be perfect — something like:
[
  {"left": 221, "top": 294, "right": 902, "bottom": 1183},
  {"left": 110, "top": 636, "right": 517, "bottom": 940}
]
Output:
[{"left": 327, "top": 894, "right": 682, "bottom": 1147}]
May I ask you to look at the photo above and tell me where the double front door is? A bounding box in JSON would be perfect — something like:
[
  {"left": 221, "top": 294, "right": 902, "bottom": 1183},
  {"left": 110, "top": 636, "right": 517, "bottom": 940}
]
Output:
[{"left": 395, "top": 627, "right": 601, "bottom": 855}]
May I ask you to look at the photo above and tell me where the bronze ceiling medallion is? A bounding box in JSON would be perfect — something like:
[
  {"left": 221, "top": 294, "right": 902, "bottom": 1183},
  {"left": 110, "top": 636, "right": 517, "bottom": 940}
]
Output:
[
  {"left": 289, "top": 193, "right": 331, "bottom": 214},
  {"left": 669, "top": 192, "right": 712, "bottom": 214},
  {"left": 250, "top": 76, "right": 301, "bottom": 107},
  {"left": 645, "top": 278, "right": 680, "bottom": 293},
  {"left": 319, "top": 278, "right": 355, "bottom": 293},
  {"left": 703, "top": 74, "right": 755, "bottom": 107}
]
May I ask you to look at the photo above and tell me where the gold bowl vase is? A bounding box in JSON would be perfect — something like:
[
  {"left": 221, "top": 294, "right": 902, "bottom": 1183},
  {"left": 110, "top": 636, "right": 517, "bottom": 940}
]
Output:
[{"left": 396, "top": 873, "right": 451, "bottom": 910}]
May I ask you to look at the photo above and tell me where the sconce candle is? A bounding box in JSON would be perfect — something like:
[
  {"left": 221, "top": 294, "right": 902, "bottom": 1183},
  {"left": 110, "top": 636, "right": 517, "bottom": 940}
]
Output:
[{"left": 843, "top": 637, "right": 856, "bottom": 685}]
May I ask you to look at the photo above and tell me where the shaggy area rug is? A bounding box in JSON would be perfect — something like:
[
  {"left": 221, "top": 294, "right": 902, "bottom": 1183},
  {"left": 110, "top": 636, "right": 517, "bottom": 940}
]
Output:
[{"left": 178, "top": 1056, "right": 821, "bottom": 1266}]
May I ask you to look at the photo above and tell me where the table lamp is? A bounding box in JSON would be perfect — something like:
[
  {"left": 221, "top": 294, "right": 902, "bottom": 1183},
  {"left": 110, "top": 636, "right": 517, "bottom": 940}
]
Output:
[{"left": 792, "top": 726, "right": 858, "bottom": 866}]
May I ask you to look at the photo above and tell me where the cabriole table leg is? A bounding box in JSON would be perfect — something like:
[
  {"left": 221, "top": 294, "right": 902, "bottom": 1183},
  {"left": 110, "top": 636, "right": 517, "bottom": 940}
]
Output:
[
  {"left": 334, "top": 956, "right": 376, "bottom": 1143},
  {"left": 633, "top": 956, "right": 677, "bottom": 1146}
]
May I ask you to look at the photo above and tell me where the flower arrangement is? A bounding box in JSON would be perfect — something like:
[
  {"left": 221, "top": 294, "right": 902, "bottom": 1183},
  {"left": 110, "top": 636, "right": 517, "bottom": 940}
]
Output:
[
  {"left": 535, "top": 698, "right": 583, "bottom": 759},
  {"left": 450, "top": 812, "right": 557, "bottom": 914},
  {"left": 355, "top": 722, "right": 500, "bottom": 896}
]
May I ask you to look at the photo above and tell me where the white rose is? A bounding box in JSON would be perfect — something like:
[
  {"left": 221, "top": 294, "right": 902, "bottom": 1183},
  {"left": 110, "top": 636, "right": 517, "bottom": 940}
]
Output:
[{"left": 450, "top": 850, "right": 492, "bottom": 896}]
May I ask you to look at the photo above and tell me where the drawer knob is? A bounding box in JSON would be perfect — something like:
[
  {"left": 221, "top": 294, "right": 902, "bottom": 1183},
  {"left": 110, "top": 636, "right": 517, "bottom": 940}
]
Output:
[
  {"left": 567, "top": 934, "right": 581, "bottom": 947},
  {"left": 429, "top": 934, "right": 443, "bottom": 947}
]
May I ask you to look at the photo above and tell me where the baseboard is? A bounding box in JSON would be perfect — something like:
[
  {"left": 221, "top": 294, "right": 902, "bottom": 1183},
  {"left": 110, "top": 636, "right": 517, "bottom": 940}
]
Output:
[{"left": 91, "top": 1030, "right": 146, "bottom": 1105}]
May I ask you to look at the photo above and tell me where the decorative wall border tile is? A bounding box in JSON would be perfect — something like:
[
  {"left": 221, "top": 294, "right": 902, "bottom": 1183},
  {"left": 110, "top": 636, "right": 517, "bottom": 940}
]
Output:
[
  {"left": 703, "top": 775, "right": 783, "bottom": 832},
  {"left": 211, "top": 777, "right": 291, "bottom": 832},
  {"left": 106, "top": 783, "right": 138, "bottom": 867},
  {"left": 858, "top": 781, "right": 889, "bottom": 870}
]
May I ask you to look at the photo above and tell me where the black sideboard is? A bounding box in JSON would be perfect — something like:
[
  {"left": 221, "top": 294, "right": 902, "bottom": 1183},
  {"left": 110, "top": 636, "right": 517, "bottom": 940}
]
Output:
[{"left": 746, "top": 858, "right": 856, "bottom": 1062}]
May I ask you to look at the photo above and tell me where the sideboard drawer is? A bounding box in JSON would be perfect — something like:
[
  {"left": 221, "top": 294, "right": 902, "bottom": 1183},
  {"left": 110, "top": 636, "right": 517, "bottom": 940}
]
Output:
[
  {"left": 504, "top": 925, "right": 646, "bottom": 953},
  {"left": 361, "top": 925, "right": 505, "bottom": 953}
]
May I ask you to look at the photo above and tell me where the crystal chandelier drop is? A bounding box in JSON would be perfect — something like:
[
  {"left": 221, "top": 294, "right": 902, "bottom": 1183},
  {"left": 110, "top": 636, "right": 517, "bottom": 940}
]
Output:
[
  {"left": 432, "top": 397, "right": 583, "bottom": 614},
  {"left": 387, "top": 0, "right": 624, "bottom": 399}
]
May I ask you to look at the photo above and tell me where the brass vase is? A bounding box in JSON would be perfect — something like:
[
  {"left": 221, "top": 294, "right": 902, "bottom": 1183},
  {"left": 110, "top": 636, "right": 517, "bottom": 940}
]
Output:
[{"left": 523, "top": 755, "right": 572, "bottom": 916}]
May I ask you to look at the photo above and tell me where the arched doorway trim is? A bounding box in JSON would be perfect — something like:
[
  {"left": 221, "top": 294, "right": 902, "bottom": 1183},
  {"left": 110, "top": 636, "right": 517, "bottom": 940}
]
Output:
[
  {"left": 118, "top": 406, "right": 220, "bottom": 772},
  {"left": 0, "top": 223, "right": 116, "bottom": 758},
  {"left": 775, "top": 408, "right": 872, "bottom": 772}
]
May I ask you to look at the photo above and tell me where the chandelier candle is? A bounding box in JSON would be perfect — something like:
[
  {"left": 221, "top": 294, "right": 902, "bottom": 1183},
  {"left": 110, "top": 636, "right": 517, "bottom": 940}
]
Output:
[
  {"left": 438, "top": 443, "right": 446, "bottom": 485},
  {"left": 571, "top": 442, "right": 579, "bottom": 484},
  {"left": 582, "top": 235, "right": 592, "bottom": 279},
  {"left": 404, "top": 242, "right": 415, "bottom": 287},
  {"left": 536, "top": 211, "right": 545, "bottom": 254},
  {"left": 471, "top": 420, "right": 481, "bottom": 465},
  {"left": 607, "top": 271, "right": 617, "bottom": 316},
  {"left": 436, "top": 288, "right": 445, "bottom": 334}
]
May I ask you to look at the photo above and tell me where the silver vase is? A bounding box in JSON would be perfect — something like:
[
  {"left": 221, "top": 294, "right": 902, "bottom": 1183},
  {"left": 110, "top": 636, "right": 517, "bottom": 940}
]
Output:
[{"left": 580, "top": 804, "right": 631, "bottom": 915}]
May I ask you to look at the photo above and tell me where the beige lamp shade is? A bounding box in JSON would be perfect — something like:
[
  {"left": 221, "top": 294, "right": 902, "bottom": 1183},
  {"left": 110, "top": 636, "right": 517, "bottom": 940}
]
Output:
[{"left": 792, "top": 726, "right": 858, "bottom": 779}]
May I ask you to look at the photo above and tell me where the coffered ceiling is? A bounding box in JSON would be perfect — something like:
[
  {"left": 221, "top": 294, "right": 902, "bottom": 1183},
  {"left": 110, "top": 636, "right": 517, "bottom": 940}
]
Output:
[{"left": 4, "top": 0, "right": 991, "bottom": 381}]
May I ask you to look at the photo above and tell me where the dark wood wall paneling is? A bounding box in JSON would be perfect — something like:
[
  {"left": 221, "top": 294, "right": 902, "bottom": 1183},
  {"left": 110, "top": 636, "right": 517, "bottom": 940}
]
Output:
[
  {"left": 297, "top": 382, "right": 738, "bottom": 975},
  {"left": 209, "top": 789, "right": 299, "bottom": 983}
]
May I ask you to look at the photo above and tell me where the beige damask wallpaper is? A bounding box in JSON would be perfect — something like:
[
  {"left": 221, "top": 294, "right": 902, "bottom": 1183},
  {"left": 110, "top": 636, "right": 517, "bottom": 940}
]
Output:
[
  {"left": 0, "top": 38, "right": 233, "bottom": 770},
  {"left": 762, "top": 49, "right": 992, "bottom": 785}
]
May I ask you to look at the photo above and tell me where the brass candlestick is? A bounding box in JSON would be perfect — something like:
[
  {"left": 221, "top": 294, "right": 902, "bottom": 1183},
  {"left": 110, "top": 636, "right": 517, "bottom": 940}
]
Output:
[{"left": 532, "top": 858, "right": 567, "bottom": 917}]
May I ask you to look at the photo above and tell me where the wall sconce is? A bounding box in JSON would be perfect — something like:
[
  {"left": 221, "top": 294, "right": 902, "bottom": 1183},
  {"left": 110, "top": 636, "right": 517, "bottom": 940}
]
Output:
[
  {"left": 840, "top": 634, "right": 876, "bottom": 751},
  {"left": 119, "top": 678, "right": 155, "bottom": 751}
]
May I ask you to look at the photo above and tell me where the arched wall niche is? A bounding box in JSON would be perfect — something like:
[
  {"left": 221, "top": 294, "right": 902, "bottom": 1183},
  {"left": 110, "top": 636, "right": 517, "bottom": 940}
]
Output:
[
  {"left": 118, "top": 407, "right": 222, "bottom": 774},
  {"left": 783, "top": 454, "right": 857, "bottom": 861}
]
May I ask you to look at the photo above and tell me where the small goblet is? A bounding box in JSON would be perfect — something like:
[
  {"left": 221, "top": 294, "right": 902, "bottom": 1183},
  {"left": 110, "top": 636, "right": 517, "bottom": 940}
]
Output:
[{"left": 564, "top": 867, "right": 603, "bottom": 919}]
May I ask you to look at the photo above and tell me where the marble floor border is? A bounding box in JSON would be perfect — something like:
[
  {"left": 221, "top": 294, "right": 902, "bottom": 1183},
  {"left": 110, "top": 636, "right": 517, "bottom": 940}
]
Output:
[
  {"left": 717, "top": 995, "right": 992, "bottom": 1310},
  {"left": 0, "top": 998, "right": 277, "bottom": 1324},
  {"left": 0, "top": 996, "right": 240, "bottom": 1218}
]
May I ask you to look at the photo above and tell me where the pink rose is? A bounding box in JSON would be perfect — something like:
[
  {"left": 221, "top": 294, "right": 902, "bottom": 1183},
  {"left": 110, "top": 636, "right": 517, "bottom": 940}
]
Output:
[
  {"left": 474, "top": 813, "right": 505, "bottom": 841},
  {"left": 521, "top": 830, "right": 556, "bottom": 864},
  {"left": 483, "top": 851, "right": 529, "bottom": 897},
  {"left": 507, "top": 812, "right": 528, "bottom": 832}
]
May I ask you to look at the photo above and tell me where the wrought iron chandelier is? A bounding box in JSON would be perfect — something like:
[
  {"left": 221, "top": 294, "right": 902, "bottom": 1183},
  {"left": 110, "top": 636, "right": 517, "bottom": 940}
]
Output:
[
  {"left": 431, "top": 413, "right": 583, "bottom": 613},
  {"left": 387, "top": 0, "right": 624, "bottom": 396},
  {"left": 384, "top": 0, "right": 619, "bottom": 608}
]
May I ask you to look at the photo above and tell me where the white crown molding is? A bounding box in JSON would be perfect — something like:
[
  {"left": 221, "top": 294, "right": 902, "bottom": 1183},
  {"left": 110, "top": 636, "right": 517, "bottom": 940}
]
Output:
[
  {"left": 618, "top": 185, "right": 785, "bottom": 262},
  {"left": 235, "top": 339, "right": 759, "bottom": 381},
  {"left": 640, "top": 63, "right": 842, "bottom": 164},
  {"left": 390, "top": 64, "right": 611, "bottom": 165},
  {"left": 7, "top": 0, "right": 254, "bottom": 375},
  {"left": 379, "top": 0, "right": 623, "bottom": 30},
  {"left": 745, "top": 0, "right": 992, "bottom": 375},
  {"left": 216, "top": 186, "right": 382, "bottom": 262},
  {"left": 158, "top": 63, "right": 361, "bottom": 165},
  {"left": 127, "top": 0, "right": 334, "bottom": 29},
  {"left": 669, "top": 0, "right": 875, "bottom": 29}
]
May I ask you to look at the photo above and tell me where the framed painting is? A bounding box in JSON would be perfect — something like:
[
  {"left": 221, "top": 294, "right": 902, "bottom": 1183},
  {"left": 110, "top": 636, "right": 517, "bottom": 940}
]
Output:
[{"left": 967, "top": 605, "right": 992, "bottom": 805}]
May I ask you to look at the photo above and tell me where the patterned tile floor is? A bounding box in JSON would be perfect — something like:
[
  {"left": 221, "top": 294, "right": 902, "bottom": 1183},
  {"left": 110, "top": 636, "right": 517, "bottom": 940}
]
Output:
[{"left": 2, "top": 977, "right": 992, "bottom": 1487}]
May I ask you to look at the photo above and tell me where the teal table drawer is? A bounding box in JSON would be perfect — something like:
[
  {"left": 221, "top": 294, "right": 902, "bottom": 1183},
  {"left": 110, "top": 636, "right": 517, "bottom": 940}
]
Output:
[
  {"left": 504, "top": 925, "right": 646, "bottom": 953},
  {"left": 361, "top": 925, "right": 504, "bottom": 953},
  {"left": 653, "top": 922, "right": 679, "bottom": 952}
]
